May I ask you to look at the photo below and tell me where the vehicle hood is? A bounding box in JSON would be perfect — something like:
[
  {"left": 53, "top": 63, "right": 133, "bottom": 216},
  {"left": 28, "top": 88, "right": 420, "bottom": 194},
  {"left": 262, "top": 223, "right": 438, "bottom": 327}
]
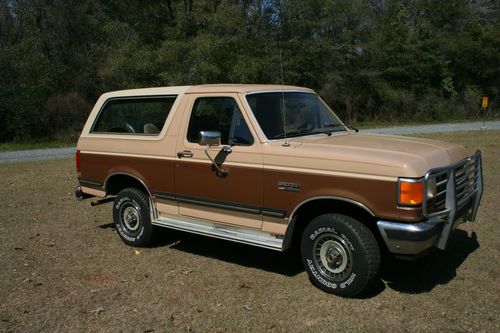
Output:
[{"left": 262, "top": 132, "right": 470, "bottom": 178}]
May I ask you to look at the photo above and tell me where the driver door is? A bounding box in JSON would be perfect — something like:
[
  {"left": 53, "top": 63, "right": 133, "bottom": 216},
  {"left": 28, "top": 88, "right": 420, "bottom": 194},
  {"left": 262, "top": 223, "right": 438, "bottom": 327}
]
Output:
[{"left": 174, "top": 94, "right": 264, "bottom": 229}]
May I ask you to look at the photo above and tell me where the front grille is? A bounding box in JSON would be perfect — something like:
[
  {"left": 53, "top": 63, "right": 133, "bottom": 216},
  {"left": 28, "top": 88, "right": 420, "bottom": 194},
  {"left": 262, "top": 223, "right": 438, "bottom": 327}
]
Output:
[{"left": 423, "top": 151, "right": 482, "bottom": 219}]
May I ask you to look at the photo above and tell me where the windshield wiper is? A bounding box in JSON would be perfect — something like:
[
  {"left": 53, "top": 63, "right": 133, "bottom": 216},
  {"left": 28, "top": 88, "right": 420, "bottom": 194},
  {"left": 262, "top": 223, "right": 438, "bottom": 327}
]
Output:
[
  {"left": 322, "top": 123, "right": 347, "bottom": 130},
  {"left": 314, "top": 124, "right": 348, "bottom": 136},
  {"left": 271, "top": 124, "right": 347, "bottom": 140},
  {"left": 272, "top": 129, "right": 336, "bottom": 139},
  {"left": 272, "top": 129, "right": 311, "bottom": 139}
]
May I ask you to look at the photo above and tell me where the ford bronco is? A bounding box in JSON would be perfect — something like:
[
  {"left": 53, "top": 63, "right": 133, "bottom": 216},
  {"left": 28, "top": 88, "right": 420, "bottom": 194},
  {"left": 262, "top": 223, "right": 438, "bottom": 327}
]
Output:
[{"left": 75, "top": 84, "right": 483, "bottom": 297}]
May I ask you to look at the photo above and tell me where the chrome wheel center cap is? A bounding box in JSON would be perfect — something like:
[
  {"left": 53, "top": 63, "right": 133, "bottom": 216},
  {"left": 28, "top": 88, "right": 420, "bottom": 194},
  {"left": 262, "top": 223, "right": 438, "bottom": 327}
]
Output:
[
  {"left": 326, "top": 249, "right": 342, "bottom": 266},
  {"left": 123, "top": 206, "right": 140, "bottom": 231},
  {"left": 318, "top": 239, "right": 349, "bottom": 274}
]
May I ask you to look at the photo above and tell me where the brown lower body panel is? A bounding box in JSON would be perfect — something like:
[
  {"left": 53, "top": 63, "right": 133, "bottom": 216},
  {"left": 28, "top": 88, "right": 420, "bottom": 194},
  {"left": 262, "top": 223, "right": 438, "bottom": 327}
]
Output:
[{"left": 79, "top": 152, "right": 422, "bottom": 224}]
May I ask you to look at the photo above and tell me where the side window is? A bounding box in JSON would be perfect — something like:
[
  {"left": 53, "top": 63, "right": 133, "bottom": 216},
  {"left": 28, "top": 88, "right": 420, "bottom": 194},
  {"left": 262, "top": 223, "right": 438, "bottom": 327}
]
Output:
[
  {"left": 187, "top": 97, "right": 254, "bottom": 145},
  {"left": 91, "top": 96, "right": 177, "bottom": 135}
]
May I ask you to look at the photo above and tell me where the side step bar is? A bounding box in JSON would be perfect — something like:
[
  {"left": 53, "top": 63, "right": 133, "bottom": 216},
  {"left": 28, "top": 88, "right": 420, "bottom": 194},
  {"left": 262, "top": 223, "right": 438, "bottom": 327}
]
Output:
[{"left": 152, "top": 216, "right": 283, "bottom": 251}]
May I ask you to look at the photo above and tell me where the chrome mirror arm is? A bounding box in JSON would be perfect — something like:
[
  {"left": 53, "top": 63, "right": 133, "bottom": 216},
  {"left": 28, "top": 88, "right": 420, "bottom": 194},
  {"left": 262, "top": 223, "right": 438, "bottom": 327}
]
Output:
[{"left": 205, "top": 145, "right": 232, "bottom": 177}]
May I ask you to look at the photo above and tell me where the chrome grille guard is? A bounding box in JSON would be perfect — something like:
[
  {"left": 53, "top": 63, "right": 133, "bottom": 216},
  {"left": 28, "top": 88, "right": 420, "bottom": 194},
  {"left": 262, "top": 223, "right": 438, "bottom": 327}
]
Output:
[{"left": 422, "top": 150, "right": 483, "bottom": 249}]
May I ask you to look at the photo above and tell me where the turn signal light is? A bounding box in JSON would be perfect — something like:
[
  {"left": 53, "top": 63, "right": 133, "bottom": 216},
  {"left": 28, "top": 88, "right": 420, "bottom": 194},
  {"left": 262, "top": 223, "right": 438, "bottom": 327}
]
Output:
[{"left": 399, "top": 180, "right": 423, "bottom": 206}]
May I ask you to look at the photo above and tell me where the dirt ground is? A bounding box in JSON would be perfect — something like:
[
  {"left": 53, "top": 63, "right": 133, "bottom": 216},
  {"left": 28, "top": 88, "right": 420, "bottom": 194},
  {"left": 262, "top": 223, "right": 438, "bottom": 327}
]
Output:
[{"left": 0, "top": 131, "right": 498, "bottom": 332}]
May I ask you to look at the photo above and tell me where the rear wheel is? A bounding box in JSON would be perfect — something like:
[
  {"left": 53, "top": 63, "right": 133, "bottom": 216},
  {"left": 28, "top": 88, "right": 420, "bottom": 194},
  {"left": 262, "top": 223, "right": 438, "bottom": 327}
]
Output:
[
  {"left": 113, "top": 188, "right": 153, "bottom": 247},
  {"left": 301, "top": 213, "right": 380, "bottom": 297}
]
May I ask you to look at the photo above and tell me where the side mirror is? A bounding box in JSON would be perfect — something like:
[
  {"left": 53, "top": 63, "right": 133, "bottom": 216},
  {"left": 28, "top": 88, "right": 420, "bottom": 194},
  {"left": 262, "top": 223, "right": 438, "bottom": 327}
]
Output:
[{"left": 199, "top": 131, "right": 221, "bottom": 146}]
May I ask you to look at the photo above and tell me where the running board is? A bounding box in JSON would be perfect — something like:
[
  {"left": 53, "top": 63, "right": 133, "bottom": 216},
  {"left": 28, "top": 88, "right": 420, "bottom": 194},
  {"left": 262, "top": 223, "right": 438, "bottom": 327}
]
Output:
[{"left": 152, "top": 216, "right": 283, "bottom": 251}]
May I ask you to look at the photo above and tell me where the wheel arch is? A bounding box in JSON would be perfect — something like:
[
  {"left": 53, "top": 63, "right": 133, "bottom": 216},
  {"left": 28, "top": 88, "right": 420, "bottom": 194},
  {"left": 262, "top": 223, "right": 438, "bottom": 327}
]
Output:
[
  {"left": 283, "top": 196, "right": 379, "bottom": 251},
  {"left": 104, "top": 172, "right": 152, "bottom": 197}
]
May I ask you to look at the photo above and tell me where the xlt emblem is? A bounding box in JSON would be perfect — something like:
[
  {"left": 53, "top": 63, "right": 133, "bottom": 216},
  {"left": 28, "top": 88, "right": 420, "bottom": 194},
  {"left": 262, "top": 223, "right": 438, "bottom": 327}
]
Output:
[{"left": 278, "top": 181, "right": 301, "bottom": 192}]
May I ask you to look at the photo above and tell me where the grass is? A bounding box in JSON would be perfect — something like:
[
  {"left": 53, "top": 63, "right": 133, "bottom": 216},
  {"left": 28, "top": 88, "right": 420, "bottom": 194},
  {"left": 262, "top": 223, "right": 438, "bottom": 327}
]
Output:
[
  {"left": 0, "top": 131, "right": 498, "bottom": 332},
  {"left": 0, "top": 140, "right": 75, "bottom": 152}
]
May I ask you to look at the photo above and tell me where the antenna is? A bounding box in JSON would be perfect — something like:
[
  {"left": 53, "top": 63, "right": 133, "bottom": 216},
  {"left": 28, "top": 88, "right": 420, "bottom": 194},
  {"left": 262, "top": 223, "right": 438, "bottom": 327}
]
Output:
[
  {"left": 279, "top": 48, "right": 285, "bottom": 87},
  {"left": 279, "top": 2, "right": 288, "bottom": 146},
  {"left": 280, "top": 48, "right": 288, "bottom": 145}
]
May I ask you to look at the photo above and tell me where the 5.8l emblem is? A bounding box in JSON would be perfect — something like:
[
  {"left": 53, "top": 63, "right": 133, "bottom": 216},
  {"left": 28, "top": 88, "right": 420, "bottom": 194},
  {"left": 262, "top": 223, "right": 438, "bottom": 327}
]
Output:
[{"left": 278, "top": 181, "right": 301, "bottom": 192}]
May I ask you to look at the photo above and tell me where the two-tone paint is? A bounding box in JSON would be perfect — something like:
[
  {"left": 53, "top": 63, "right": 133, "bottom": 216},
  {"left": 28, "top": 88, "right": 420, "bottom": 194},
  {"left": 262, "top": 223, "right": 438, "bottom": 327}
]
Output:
[{"left": 77, "top": 84, "right": 471, "bottom": 247}]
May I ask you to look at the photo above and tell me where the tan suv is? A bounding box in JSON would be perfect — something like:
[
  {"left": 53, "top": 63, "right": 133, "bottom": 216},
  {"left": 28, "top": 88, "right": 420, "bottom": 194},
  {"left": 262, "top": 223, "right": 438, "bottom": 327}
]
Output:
[{"left": 75, "top": 84, "right": 483, "bottom": 297}]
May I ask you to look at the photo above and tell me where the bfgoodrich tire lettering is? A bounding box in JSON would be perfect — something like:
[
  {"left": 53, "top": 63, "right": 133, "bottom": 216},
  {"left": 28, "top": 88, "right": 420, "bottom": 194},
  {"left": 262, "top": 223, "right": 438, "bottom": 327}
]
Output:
[
  {"left": 113, "top": 188, "right": 153, "bottom": 247},
  {"left": 301, "top": 214, "right": 380, "bottom": 297}
]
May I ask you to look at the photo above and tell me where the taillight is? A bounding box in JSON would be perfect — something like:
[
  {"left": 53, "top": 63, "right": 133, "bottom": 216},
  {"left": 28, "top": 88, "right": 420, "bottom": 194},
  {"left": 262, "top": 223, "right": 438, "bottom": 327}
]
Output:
[{"left": 76, "top": 149, "right": 81, "bottom": 173}]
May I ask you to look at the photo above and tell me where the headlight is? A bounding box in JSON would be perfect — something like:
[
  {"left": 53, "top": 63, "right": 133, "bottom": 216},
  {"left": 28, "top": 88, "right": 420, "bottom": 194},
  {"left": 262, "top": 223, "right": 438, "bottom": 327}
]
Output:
[
  {"left": 398, "top": 179, "right": 424, "bottom": 206},
  {"left": 426, "top": 178, "right": 437, "bottom": 200}
]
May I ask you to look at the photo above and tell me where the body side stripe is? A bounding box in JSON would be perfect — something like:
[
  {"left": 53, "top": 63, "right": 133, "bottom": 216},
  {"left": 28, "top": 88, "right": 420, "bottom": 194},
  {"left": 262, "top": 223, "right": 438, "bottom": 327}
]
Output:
[{"left": 154, "top": 192, "right": 287, "bottom": 218}]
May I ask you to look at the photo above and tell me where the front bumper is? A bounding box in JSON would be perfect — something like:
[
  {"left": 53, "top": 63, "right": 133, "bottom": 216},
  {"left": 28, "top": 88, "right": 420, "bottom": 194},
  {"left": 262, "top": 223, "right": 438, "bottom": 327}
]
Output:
[
  {"left": 377, "top": 220, "right": 441, "bottom": 255},
  {"left": 377, "top": 151, "right": 483, "bottom": 256}
]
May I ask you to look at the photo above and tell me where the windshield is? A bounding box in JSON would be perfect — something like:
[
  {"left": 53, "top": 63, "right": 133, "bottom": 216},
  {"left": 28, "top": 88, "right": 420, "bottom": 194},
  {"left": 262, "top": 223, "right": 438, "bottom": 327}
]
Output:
[{"left": 245, "top": 92, "right": 347, "bottom": 140}]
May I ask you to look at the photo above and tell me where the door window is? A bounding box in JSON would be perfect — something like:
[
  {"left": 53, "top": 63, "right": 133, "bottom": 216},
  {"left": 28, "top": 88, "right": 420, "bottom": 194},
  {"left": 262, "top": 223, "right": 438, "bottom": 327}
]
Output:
[{"left": 187, "top": 97, "right": 254, "bottom": 145}]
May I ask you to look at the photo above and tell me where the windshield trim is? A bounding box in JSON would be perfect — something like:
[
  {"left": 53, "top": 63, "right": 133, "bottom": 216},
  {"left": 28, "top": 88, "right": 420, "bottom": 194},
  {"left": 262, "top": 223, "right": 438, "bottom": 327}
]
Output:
[{"left": 243, "top": 90, "right": 349, "bottom": 142}]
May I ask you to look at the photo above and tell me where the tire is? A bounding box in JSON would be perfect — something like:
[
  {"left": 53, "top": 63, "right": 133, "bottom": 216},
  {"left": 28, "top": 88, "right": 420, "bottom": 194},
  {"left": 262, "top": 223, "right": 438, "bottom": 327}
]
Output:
[
  {"left": 301, "top": 213, "right": 380, "bottom": 297},
  {"left": 113, "top": 188, "right": 153, "bottom": 247}
]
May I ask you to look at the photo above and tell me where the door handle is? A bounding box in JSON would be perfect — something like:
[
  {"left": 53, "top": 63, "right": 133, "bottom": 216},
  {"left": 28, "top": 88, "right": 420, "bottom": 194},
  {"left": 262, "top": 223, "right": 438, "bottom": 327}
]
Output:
[{"left": 177, "top": 150, "right": 193, "bottom": 158}]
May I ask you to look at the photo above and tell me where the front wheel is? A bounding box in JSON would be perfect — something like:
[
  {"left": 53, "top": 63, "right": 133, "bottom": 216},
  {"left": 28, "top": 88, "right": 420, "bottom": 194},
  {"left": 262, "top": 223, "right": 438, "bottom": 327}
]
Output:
[
  {"left": 301, "top": 214, "right": 380, "bottom": 297},
  {"left": 113, "top": 188, "right": 153, "bottom": 247}
]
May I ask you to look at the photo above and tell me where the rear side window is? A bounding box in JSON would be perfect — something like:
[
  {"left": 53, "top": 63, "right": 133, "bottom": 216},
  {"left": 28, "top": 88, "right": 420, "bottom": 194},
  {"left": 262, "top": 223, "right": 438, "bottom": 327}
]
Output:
[{"left": 91, "top": 96, "right": 177, "bottom": 135}]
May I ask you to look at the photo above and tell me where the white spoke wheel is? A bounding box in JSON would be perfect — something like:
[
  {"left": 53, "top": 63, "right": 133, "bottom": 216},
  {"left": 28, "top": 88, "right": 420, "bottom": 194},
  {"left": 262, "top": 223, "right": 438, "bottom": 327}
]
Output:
[
  {"left": 301, "top": 213, "right": 380, "bottom": 297},
  {"left": 113, "top": 188, "right": 153, "bottom": 247}
]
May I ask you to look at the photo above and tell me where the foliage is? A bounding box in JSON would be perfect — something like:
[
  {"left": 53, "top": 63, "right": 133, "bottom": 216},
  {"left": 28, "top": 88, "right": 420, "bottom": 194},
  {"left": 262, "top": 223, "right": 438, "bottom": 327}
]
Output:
[{"left": 0, "top": 0, "right": 499, "bottom": 142}]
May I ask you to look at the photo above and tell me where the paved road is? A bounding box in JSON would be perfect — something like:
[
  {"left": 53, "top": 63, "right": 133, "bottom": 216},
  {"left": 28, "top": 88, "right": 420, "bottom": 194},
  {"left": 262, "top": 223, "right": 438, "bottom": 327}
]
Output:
[
  {"left": 1, "top": 120, "right": 499, "bottom": 164},
  {"left": 361, "top": 120, "right": 500, "bottom": 135},
  {"left": 0, "top": 147, "right": 76, "bottom": 164}
]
